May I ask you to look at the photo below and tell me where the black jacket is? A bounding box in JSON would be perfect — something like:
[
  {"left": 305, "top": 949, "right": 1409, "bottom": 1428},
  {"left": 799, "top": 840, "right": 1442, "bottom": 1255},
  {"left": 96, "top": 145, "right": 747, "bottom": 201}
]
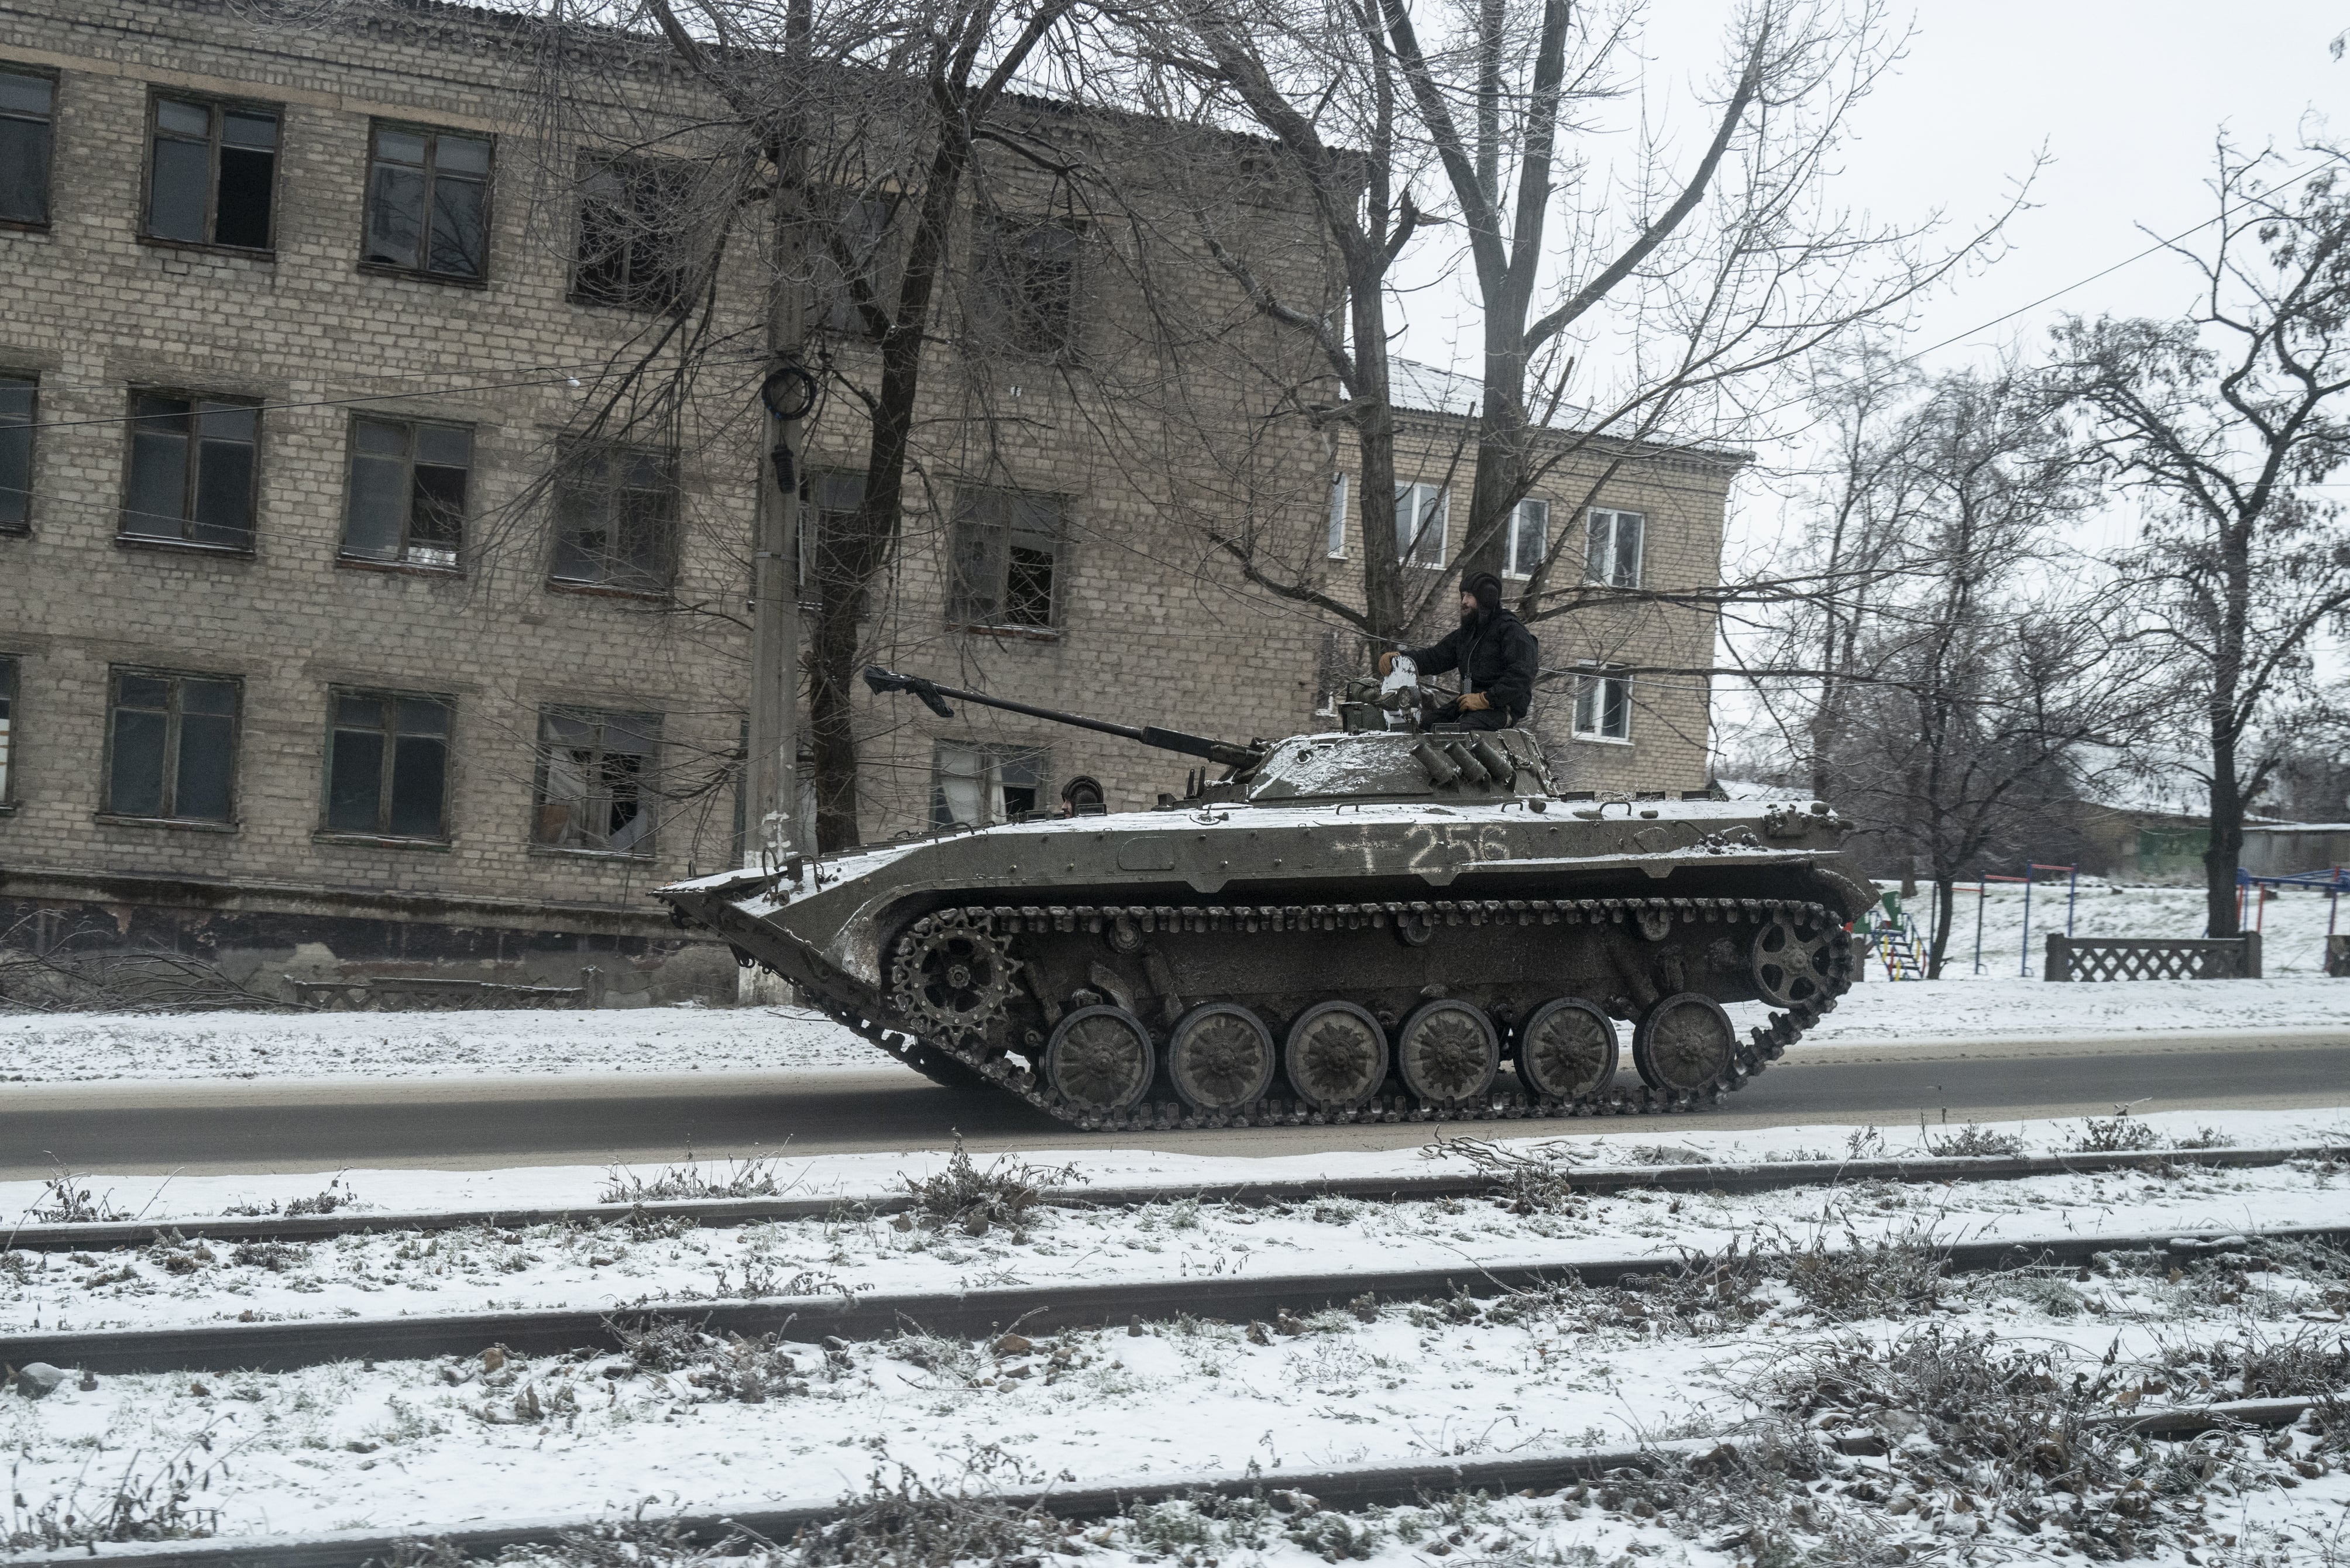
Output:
[{"left": 1407, "top": 608, "right": 1540, "bottom": 721}]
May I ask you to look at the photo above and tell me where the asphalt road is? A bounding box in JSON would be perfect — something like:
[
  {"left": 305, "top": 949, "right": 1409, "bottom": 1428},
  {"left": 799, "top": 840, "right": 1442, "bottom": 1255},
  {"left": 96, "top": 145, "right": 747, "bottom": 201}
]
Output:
[{"left": 4, "top": 1027, "right": 2346, "bottom": 1178}]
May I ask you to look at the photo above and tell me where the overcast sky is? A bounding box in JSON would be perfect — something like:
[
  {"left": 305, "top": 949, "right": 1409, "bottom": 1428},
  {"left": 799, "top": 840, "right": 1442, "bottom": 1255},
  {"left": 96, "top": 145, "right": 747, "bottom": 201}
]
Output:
[{"left": 1393, "top": 1, "right": 2347, "bottom": 390}]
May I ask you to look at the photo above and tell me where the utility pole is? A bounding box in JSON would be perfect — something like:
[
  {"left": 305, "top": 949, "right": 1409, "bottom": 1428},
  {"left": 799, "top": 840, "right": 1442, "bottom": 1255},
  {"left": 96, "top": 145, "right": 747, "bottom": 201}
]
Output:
[{"left": 745, "top": 0, "right": 815, "bottom": 873}]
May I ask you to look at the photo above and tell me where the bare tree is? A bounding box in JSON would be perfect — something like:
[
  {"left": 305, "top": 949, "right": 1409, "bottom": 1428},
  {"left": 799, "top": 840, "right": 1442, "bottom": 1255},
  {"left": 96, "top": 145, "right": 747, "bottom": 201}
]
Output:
[{"left": 2046, "top": 139, "right": 2350, "bottom": 936}]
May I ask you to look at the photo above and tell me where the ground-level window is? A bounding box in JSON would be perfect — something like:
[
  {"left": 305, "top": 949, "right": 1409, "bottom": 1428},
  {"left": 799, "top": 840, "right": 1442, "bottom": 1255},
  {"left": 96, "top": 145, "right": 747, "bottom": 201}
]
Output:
[
  {"left": 1572, "top": 665, "right": 1631, "bottom": 742},
  {"left": 324, "top": 689, "right": 452, "bottom": 840},
  {"left": 1395, "top": 481, "right": 1448, "bottom": 567},
  {"left": 949, "top": 487, "right": 1063, "bottom": 632},
  {"left": 0, "top": 654, "right": 15, "bottom": 803},
  {"left": 930, "top": 741, "right": 1047, "bottom": 828},
  {"left": 342, "top": 415, "right": 470, "bottom": 569},
  {"left": 122, "top": 391, "right": 259, "bottom": 549},
  {"left": 1585, "top": 507, "right": 1644, "bottom": 588},
  {"left": 533, "top": 707, "right": 658, "bottom": 855},
  {"left": 105, "top": 668, "right": 239, "bottom": 823},
  {"left": 0, "top": 373, "right": 32, "bottom": 529},
  {"left": 1505, "top": 498, "right": 1549, "bottom": 579}
]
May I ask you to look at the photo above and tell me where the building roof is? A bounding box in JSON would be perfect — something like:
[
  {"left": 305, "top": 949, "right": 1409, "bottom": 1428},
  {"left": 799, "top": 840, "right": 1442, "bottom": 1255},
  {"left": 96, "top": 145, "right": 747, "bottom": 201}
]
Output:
[{"left": 1386, "top": 357, "right": 1748, "bottom": 465}]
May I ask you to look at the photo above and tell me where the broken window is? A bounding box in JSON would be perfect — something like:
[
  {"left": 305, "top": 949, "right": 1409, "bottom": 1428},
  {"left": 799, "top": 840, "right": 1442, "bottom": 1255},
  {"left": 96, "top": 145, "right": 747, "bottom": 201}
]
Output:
[
  {"left": 948, "top": 486, "right": 1062, "bottom": 633},
  {"left": 0, "top": 374, "right": 32, "bottom": 530},
  {"left": 1504, "top": 498, "right": 1549, "bottom": 579},
  {"left": 324, "top": 689, "right": 451, "bottom": 839},
  {"left": 122, "top": 391, "right": 259, "bottom": 550},
  {"left": 1572, "top": 664, "right": 1632, "bottom": 743},
  {"left": 816, "top": 194, "right": 895, "bottom": 335},
  {"left": 532, "top": 707, "right": 659, "bottom": 855},
  {"left": 0, "top": 67, "right": 54, "bottom": 227},
  {"left": 572, "top": 157, "right": 695, "bottom": 311},
  {"left": 105, "top": 668, "right": 239, "bottom": 823},
  {"left": 146, "top": 95, "right": 277, "bottom": 250},
  {"left": 363, "top": 122, "right": 490, "bottom": 281},
  {"left": 549, "top": 442, "right": 678, "bottom": 594},
  {"left": 0, "top": 654, "right": 15, "bottom": 804},
  {"left": 1394, "top": 481, "right": 1448, "bottom": 568},
  {"left": 1585, "top": 507, "right": 1644, "bottom": 588},
  {"left": 930, "top": 741, "right": 1047, "bottom": 828},
  {"left": 973, "top": 216, "right": 1080, "bottom": 357},
  {"left": 342, "top": 415, "right": 470, "bottom": 569}
]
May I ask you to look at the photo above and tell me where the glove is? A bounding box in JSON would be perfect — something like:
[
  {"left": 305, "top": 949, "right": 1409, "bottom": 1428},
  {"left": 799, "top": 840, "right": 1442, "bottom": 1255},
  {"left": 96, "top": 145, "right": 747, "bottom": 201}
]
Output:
[
  {"left": 1377, "top": 652, "right": 1397, "bottom": 676},
  {"left": 1458, "top": 692, "right": 1490, "bottom": 713}
]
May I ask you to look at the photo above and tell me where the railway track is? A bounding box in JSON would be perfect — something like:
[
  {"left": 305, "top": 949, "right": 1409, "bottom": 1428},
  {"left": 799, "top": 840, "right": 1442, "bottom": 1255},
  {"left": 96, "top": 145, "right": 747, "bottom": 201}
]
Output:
[
  {"left": 7, "top": 1221, "right": 2337, "bottom": 1377},
  {"left": 9, "top": 1141, "right": 2335, "bottom": 1253}
]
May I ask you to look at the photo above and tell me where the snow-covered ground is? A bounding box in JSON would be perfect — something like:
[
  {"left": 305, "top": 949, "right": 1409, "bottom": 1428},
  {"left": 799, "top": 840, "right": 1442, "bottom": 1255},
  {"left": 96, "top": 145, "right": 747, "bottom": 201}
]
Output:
[
  {"left": 4, "top": 1144, "right": 2346, "bottom": 1555},
  {"left": 4, "top": 1125, "right": 2345, "bottom": 1336},
  {"left": 1875, "top": 875, "right": 2345, "bottom": 976},
  {"left": 2, "top": 972, "right": 2344, "bottom": 1086}
]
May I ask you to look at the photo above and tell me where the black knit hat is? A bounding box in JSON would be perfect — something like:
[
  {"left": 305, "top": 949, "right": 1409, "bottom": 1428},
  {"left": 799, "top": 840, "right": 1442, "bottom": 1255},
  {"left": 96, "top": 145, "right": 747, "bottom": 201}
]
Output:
[{"left": 1463, "top": 570, "right": 1504, "bottom": 612}]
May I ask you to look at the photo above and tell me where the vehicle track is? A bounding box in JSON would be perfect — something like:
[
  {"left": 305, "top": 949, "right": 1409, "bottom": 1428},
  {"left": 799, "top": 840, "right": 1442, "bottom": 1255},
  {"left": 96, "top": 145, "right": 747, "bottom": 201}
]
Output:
[
  {"left": 6, "top": 1142, "right": 2337, "bottom": 1251},
  {"left": 6, "top": 1223, "right": 2333, "bottom": 1377}
]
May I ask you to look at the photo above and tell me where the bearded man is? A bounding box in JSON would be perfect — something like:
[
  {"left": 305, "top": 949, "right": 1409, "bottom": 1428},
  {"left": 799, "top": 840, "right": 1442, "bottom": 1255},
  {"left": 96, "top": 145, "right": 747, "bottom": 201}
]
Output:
[{"left": 1375, "top": 570, "right": 1540, "bottom": 732}]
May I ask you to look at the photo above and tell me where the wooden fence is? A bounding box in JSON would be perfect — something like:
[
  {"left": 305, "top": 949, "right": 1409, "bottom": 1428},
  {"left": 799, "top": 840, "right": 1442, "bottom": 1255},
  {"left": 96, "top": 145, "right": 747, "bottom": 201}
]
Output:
[{"left": 2045, "top": 933, "right": 2262, "bottom": 982}]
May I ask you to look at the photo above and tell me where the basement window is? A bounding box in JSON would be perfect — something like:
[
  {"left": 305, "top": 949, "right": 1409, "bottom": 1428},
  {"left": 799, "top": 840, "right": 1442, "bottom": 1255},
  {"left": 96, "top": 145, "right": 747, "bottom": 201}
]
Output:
[
  {"left": 930, "top": 741, "right": 1047, "bottom": 828},
  {"left": 533, "top": 707, "right": 658, "bottom": 856},
  {"left": 948, "top": 486, "right": 1062, "bottom": 634},
  {"left": 146, "top": 94, "right": 278, "bottom": 251},
  {"left": 104, "top": 668, "right": 240, "bottom": 825},
  {"left": 121, "top": 391, "right": 259, "bottom": 551},
  {"left": 0, "top": 373, "right": 31, "bottom": 531},
  {"left": 0, "top": 66, "right": 55, "bottom": 228},
  {"left": 342, "top": 415, "right": 470, "bottom": 569},
  {"left": 363, "top": 122, "right": 491, "bottom": 281},
  {"left": 324, "top": 690, "right": 452, "bottom": 841}
]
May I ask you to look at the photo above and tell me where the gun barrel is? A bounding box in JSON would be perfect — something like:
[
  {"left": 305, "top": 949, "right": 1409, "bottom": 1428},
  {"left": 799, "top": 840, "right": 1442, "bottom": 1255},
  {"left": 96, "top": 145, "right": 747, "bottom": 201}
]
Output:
[{"left": 863, "top": 668, "right": 1262, "bottom": 769}]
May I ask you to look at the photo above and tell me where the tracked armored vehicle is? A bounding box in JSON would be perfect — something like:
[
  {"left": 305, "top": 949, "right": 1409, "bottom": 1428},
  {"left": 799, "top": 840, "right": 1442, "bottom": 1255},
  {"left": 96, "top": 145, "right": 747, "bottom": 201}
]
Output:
[{"left": 658, "top": 668, "right": 1871, "bottom": 1132}]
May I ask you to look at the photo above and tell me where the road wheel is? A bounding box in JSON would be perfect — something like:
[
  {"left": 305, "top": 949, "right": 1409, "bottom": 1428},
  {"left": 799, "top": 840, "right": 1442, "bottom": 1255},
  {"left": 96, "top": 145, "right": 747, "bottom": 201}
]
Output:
[
  {"left": 1514, "top": 997, "right": 1618, "bottom": 1101},
  {"left": 1167, "top": 1004, "right": 1277, "bottom": 1114},
  {"left": 1631, "top": 992, "right": 1736, "bottom": 1096},
  {"left": 1396, "top": 999, "right": 1499, "bottom": 1109},
  {"left": 1283, "top": 1001, "right": 1389, "bottom": 1114},
  {"left": 1046, "top": 1005, "right": 1155, "bottom": 1115},
  {"left": 1749, "top": 914, "right": 1838, "bottom": 1007}
]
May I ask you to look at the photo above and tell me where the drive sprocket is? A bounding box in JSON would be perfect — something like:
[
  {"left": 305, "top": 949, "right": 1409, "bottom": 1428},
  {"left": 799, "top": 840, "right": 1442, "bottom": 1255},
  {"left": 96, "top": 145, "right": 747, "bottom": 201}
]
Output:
[{"left": 889, "top": 914, "right": 1021, "bottom": 1046}]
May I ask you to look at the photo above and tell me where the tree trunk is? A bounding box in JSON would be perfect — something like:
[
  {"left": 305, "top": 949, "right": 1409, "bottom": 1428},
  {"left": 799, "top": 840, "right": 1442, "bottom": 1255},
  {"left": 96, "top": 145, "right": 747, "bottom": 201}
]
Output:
[
  {"left": 2203, "top": 734, "right": 2245, "bottom": 937},
  {"left": 1349, "top": 260, "right": 1408, "bottom": 644},
  {"left": 807, "top": 115, "right": 973, "bottom": 851},
  {"left": 1925, "top": 874, "right": 1956, "bottom": 979}
]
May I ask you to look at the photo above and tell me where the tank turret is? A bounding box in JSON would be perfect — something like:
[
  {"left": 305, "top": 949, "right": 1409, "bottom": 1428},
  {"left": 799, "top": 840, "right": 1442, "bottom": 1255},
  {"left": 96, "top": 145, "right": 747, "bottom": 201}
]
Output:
[{"left": 660, "top": 672, "right": 1873, "bottom": 1133}]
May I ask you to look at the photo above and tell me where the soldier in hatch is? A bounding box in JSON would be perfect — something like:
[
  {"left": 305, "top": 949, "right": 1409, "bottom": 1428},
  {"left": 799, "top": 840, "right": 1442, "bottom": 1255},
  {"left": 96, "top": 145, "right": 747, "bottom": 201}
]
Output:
[{"left": 1376, "top": 570, "right": 1540, "bottom": 733}]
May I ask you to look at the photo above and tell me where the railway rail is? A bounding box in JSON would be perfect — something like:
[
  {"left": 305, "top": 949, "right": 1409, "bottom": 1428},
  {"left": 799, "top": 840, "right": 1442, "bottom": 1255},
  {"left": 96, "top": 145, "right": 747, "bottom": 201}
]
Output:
[{"left": 6, "top": 1142, "right": 2336, "bottom": 1253}]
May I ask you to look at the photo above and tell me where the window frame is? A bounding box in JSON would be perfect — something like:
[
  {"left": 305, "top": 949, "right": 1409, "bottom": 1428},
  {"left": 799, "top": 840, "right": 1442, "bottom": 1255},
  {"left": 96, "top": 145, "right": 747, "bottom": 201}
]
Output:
[
  {"left": 0, "top": 652, "right": 18, "bottom": 811},
  {"left": 0, "top": 62, "right": 58, "bottom": 233},
  {"left": 569, "top": 154, "right": 696, "bottom": 313},
  {"left": 98, "top": 666, "right": 243, "bottom": 828},
  {"left": 973, "top": 213, "right": 1083, "bottom": 360},
  {"left": 117, "top": 387, "right": 262, "bottom": 555},
  {"left": 1503, "top": 497, "right": 1550, "bottom": 579},
  {"left": 1325, "top": 472, "right": 1348, "bottom": 559},
  {"left": 318, "top": 686, "right": 456, "bottom": 845},
  {"left": 1585, "top": 506, "right": 1645, "bottom": 589},
  {"left": 929, "top": 739, "right": 1051, "bottom": 829},
  {"left": 1571, "top": 663, "right": 1633, "bottom": 745},
  {"left": 946, "top": 485, "right": 1067, "bottom": 637},
  {"left": 141, "top": 90, "right": 281, "bottom": 255},
  {"left": 338, "top": 412, "right": 473, "bottom": 573},
  {"left": 358, "top": 119, "right": 494, "bottom": 286},
  {"left": 1395, "top": 480, "right": 1449, "bottom": 568},
  {"left": 529, "top": 705, "right": 662, "bottom": 859},
  {"left": 815, "top": 192, "right": 896, "bottom": 337},
  {"left": 547, "top": 438, "right": 681, "bottom": 599},
  {"left": 0, "top": 370, "right": 34, "bottom": 534}
]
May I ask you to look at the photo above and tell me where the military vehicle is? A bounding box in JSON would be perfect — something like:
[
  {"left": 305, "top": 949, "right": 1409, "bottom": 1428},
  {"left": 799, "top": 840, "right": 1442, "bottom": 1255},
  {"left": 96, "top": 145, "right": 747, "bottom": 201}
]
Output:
[{"left": 657, "top": 667, "right": 1870, "bottom": 1132}]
